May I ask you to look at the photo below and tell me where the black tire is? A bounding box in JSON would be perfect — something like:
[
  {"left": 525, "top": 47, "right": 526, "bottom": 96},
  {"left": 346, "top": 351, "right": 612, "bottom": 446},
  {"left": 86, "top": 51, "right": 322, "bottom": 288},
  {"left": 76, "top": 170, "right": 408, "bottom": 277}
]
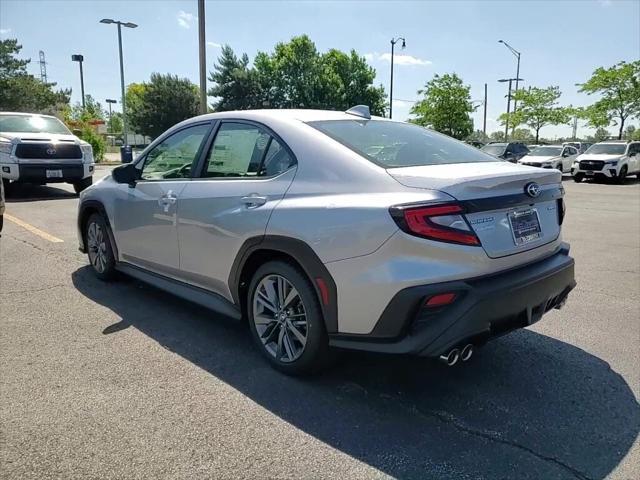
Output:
[
  {"left": 73, "top": 176, "right": 93, "bottom": 194},
  {"left": 247, "top": 260, "right": 333, "bottom": 375},
  {"left": 573, "top": 173, "right": 584, "bottom": 183},
  {"left": 85, "top": 213, "right": 117, "bottom": 281},
  {"left": 615, "top": 166, "right": 627, "bottom": 184}
]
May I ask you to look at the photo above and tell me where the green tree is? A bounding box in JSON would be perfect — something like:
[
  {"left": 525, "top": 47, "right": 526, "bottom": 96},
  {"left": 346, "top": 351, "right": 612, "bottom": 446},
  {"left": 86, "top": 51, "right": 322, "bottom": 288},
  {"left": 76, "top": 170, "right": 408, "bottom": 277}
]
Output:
[
  {"left": 208, "top": 45, "right": 261, "bottom": 111},
  {"left": 68, "top": 94, "right": 105, "bottom": 122},
  {"left": 126, "top": 74, "right": 200, "bottom": 138},
  {"left": 107, "top": 111, "right": 123, "bottom": 134},
  {"left": 511, "top": 128, "right": 535, "bottom": 143},
  {"left": 466, "top": 129, "right": 488, "bottom": 143},
  {"left": 207, "top": 36, "right": 387, "bottom": 116},
  {"left": 0, "top": 38, "right": 70, "bottom": 113},
  {"left": 500, "top": 86, "right": 570, "bottom": 143},
  {"left": 593, "top": 127, "right": 611, "bottom": 142},
  {"left": 578, "top": 61, "right": 640, "bottom": 140},
  {"left": 410, "top": 73, "right": 475, "bottom": 139},
  {"left": 623, "top": 124, "right": 636, "bottom": 140},
  {"left": 489, "top": 131, "right": 505, "bottom": 142}
]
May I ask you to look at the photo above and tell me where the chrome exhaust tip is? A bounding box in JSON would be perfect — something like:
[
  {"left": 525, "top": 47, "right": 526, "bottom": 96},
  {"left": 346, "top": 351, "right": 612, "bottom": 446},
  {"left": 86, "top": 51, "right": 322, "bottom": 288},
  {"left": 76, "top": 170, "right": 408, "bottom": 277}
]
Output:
[
  {"left": 461, "top": 344, "right": 474, "bottom": 362},
  {"left": 439, "top": 348, "right": 460, "bottom": 367}
]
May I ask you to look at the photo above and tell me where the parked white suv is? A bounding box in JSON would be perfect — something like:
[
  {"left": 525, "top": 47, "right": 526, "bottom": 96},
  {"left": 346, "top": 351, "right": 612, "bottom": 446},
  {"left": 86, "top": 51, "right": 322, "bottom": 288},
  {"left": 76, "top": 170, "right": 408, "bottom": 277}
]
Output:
[
  {"left": 0, "top": 112, "right": 95, "bottom": 193},
  {"left": 572, "top": 140, "right": 640, "bottom": 183}
]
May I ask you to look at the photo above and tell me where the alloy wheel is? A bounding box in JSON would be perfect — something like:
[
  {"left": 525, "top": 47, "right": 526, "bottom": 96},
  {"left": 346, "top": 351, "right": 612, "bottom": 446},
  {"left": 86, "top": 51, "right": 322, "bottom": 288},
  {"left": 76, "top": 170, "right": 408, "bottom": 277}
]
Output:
[
  {"left": 87, "top": 222, "right": 108, "bottom": 273},
  {"left": 252, "top": 274, "right": 308, "bottom": 363}
]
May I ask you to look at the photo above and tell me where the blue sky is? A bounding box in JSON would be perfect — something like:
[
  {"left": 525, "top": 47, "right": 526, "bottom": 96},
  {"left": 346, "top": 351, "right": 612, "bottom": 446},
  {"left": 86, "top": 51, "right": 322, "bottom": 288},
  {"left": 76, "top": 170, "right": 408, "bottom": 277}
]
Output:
[{"left": 1, "top": 0, "right": 639, "bottom": 138}]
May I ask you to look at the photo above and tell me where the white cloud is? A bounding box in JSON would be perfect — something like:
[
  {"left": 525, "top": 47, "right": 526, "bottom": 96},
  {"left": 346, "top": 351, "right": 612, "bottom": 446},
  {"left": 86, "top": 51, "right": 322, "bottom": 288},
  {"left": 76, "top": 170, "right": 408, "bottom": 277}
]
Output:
[
  {"left": 378, "top": 53, "right": 431, "bottom": 66},
  {"left": 207, "top": 41, "right": 222, "bottom": 48},
  {"left": 177, "top": 10, "right": 195, "bottom": 29},
  {"left": 392, "top": 99, "right": 413, "bottom": 108},
  {"left": 364, "top": 52, "right": 431, "bottom": 66},
  {"left": 598, "top": 0, "right": 613, "bottom": 6},
  {"left": 0, "top": 28, "right": 11, "bottom": 35}
]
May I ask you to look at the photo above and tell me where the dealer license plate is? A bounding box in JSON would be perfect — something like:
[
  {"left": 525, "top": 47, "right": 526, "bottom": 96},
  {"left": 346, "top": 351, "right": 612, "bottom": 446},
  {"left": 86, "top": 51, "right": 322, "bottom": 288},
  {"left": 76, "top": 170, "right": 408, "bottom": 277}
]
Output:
[{"left": 509, "top": 209, "right": 542, "bottom": 246}]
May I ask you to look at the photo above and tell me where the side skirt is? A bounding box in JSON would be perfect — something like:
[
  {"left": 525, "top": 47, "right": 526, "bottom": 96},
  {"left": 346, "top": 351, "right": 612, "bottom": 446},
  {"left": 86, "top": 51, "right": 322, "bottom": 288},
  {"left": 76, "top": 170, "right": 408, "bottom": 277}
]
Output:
[{"left": 116, "top": 263, "right": 242, "bottom": 321}]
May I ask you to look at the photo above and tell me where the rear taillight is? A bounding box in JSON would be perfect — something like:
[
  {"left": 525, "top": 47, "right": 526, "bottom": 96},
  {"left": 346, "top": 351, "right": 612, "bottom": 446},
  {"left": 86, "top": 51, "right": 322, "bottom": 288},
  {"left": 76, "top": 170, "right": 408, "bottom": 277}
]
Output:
[{"left": 390, "top": 203, "right": 481, "bottom": 246}]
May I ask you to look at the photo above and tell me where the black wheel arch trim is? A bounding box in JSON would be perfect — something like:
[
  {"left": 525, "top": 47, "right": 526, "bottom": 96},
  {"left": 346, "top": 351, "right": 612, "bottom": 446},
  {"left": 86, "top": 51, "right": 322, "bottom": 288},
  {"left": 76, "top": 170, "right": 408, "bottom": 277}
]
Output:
[
  {"left": 78, "top": 200, "right": 119, "bottom": 260},
  {"left": 229, "top": 235, "right": 339, "bottom": 333}
]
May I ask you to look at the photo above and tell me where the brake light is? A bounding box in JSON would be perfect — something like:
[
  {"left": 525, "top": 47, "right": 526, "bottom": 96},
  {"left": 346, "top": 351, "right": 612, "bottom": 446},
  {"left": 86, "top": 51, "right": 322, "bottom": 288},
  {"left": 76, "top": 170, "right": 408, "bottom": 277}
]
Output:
[
  {"left": 390, "top": 203, "right": 481, "bottom": 246},
  {"left": 425, "top": 292, "right": 457, "bottom": 307}
]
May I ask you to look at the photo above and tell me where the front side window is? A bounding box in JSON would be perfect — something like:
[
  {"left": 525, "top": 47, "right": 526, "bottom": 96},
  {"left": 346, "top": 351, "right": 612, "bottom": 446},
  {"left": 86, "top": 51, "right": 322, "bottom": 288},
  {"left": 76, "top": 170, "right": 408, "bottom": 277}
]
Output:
[
  {"left": 141, "top": 124, "right": 210, "bottom": 180},
  {"left": 481, "top": 144, "right": 507, "bottom": 157},
  {"left": 0, "top": 114, "right": 71, "bottom": 135},
  {"left": 203, "top": 122, "right": 294, "bottom": 178},
  {"left": 309, "top": 120, "right": 497, "bottom": 168}
]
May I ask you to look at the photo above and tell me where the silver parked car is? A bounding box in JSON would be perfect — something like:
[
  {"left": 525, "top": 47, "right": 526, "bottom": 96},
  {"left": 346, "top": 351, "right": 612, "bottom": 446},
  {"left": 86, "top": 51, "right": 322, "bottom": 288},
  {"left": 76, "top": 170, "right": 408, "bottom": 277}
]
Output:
[{"left": 77, "top": 107, "right": 576, "bottom": 374}]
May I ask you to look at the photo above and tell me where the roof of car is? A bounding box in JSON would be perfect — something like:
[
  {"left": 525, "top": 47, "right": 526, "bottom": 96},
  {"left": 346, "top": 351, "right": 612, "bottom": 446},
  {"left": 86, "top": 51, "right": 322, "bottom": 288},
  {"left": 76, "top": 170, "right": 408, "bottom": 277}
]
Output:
[
  {"left": 0, "top": 111, "right": 58, "bottom": 119},
  {"left": 193, "top": 109, "right": 392, "bottom": 123}
]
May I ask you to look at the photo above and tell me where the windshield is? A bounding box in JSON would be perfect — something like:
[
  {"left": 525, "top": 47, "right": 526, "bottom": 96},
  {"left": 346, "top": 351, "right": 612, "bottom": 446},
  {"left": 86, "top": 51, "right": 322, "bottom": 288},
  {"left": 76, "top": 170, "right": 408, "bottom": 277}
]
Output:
[
  {"left": 307, "top": 120, "right": 498, "bottom": 167},
  {"left": 585, "top": 144, "right": 626, "bottom": 155},
  {"left": 481, "top": 145, "right": 506, "bottom": 156},
  {"left": 529, "top": 146, "right": 562, "bottom": 156},
  {"left": 0, "top": 114, "right": 71, "bottom": 135}
]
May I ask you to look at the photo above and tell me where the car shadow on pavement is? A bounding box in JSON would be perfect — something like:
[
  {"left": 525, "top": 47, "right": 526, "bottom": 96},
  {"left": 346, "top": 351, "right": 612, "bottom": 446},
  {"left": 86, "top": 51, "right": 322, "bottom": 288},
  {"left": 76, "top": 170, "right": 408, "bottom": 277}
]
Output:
[
  {"left": 72, "top": 266, "right": 640, "bottom": 479},
  {"left": 4, "top": 182, "right": 77, "bottom": 202}
]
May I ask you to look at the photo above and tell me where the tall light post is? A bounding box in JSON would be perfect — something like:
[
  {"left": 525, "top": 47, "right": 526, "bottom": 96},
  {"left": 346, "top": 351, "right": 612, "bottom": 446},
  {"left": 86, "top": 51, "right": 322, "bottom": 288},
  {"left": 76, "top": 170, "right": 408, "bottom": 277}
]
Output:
[
  {"left": 197, "top": 0, "right": 207, "bottom": 114},
  {"left": 71, "top": 54, "right": 85, "bottom": 109},
  {"left": 100, "top": 18, "right": 137, "bottom": 148},
  {"left": 498, "top": 77, "right": 524, "bottom": 141},
  {"left": 105, "top": 98, "right": 117, "bottom": 134},
  {"left": 498, "top": 40, "right": 521, "bottom": 119},
  {"left": 389, "top": 36, "right": 406, "bottom": 119}
]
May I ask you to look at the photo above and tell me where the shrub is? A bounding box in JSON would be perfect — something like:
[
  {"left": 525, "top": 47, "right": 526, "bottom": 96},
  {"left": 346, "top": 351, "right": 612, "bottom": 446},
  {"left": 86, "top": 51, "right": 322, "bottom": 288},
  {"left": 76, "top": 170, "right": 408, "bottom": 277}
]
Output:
[{"left": 79, "top": 126, "right": 105, "bottom": 162}]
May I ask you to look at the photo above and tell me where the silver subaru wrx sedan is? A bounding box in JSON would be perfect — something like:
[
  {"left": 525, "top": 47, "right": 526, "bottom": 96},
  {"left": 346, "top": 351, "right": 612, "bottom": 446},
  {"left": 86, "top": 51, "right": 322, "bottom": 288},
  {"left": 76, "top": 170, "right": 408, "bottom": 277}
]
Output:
[{"left": 77, "top": 106, "right": 576, "bottom": 375}]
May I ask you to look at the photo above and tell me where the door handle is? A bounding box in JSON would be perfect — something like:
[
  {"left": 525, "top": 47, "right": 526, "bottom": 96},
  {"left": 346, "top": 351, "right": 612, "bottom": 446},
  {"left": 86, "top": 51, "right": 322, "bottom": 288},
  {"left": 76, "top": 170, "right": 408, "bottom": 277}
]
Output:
[
  {"left": 241, "top": 194, "right": 267, "bottom": 208},
  {"left": 158, "top": 190, "right": 178, "bottom": 212}
]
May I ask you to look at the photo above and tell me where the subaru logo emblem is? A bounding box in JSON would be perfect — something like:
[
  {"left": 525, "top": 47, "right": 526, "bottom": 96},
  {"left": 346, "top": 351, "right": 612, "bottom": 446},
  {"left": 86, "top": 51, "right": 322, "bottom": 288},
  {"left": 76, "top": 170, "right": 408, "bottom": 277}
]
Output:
[
  {"left": 525, "top": 182, "right": 541, "bottom": 198},
  {"left": 46, "top": 147, "right": 56, "bottom": 156}
]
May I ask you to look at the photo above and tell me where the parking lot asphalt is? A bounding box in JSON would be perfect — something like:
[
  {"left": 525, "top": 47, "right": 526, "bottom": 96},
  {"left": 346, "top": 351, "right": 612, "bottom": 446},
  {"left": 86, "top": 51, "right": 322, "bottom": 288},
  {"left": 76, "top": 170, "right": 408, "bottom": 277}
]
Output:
[{"left": 1, "top": 166, "right": 639, "bottom": 480}]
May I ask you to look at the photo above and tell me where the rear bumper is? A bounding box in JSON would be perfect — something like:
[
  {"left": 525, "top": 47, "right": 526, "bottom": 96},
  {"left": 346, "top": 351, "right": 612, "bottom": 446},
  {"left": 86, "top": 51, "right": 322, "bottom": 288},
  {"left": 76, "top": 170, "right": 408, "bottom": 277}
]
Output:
[{"left": 329, "top": 244, "right": 576, "bottom": 357}]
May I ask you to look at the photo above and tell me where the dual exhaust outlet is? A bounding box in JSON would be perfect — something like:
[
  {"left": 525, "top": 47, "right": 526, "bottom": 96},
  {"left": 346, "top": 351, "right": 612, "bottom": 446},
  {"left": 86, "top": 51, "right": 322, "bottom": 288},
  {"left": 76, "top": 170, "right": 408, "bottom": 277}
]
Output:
[{"left": 439, "top": 344, "right": 474, "bottom": 366}]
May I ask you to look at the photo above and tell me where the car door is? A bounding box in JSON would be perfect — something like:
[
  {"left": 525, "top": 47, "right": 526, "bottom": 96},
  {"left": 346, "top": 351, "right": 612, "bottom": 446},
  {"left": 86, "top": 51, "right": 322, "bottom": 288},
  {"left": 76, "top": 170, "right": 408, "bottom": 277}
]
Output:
[
  {"left": 176, "top": 121, "right": 297, "bottom": 299},
  {"left": 628, "top": 143, "right": 640, "bottom": 172},
  {"left": 112, "top": 122, "right": 211, "bottom": 276}
]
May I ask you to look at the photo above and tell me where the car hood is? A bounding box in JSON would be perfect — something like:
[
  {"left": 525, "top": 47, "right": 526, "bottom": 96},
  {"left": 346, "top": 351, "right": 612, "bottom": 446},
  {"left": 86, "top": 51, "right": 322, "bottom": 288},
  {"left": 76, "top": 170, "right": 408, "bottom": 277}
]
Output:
[
  {"left": 519, "top": 155, "right": 559, "bottom": 164},
  {"left": 0, "top": 132, "right": 82, "bottom": 144},
  {"left": 577, "top": 154, "right": 623, "bottom": 161},
  {"left": 387, "top": 161, "right": 560, "bottom": 200}
]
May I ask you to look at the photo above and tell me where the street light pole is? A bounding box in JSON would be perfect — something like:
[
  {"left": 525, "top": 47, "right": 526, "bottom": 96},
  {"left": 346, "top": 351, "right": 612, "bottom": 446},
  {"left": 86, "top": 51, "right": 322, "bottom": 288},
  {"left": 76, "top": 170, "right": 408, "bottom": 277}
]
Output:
[
  {"left": 100, "top": 18, "right": 137, "bottom": 148},
  {"left": 71, "top": 54, "right": 85, "bottom": 109},
  {"left": 498, "top": 40, "right": 521, "bottom": 126},
  {"left": 389, "top": 36, "right": 406, "bottom": 119},
  {"left": 198, "top": 0, "right": 207, "bottom": 114},
  {"left": 106, "top": 99, "right": 116, "bottom": 134}
]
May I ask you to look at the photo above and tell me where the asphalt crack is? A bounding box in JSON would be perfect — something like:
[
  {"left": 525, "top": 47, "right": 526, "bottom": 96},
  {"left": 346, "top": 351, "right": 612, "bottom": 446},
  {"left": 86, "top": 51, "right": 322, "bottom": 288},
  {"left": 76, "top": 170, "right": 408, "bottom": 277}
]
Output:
[{"left": 0, "top": 284, "right": 67, "bottom": 295}]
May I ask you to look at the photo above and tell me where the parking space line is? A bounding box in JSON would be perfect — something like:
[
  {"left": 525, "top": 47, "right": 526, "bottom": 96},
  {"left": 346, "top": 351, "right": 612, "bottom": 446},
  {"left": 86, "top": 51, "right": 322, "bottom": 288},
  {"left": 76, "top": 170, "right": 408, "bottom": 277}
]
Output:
[{"left": 4, "top": 213, "right": 64, "bottom": 243}]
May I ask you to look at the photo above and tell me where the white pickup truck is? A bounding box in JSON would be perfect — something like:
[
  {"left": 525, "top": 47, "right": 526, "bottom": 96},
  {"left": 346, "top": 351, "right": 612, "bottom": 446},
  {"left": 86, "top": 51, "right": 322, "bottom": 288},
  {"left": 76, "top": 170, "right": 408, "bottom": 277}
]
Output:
[{"left": 0, "top": 112, "right": 95, "bottom": 193}]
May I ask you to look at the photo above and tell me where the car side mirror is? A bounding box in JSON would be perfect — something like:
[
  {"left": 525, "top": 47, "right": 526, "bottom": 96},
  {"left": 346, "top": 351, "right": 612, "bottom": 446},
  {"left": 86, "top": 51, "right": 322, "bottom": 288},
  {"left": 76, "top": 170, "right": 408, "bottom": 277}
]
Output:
[{"left": 112, "top": 163, "right": 140, "bottom": 187}]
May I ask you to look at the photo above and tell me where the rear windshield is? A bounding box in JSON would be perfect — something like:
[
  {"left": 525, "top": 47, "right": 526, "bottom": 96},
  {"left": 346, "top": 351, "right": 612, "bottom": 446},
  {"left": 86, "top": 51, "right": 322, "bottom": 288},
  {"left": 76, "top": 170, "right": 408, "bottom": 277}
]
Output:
[
  {"left": 0, "top": 114, "right": 71, "bottom": 135},
  {"left": 481, "top": 144, "right": 506, "bottom": 156},
  {"left": 529, "top": 146, "right": 562, "bottom": 156},
  {"left": 584, "top": 144, "right": 626, "bottom": 155},
  {"left": 307, "top": 120, "right": 497, "bottom": 168}
]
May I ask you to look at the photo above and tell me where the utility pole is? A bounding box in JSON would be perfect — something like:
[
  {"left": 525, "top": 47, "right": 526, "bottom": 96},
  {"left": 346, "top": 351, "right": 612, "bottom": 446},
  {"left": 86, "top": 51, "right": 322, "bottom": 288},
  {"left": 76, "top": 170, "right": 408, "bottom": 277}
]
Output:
[
  {"left": 389, "top": 36, "right": 406, "bottom": 119},
  {"left": 106, "top": 99, "right": 117, "bottom": 133},
  {"left": 572, "top": 116, "right": 578, "bottom": 140},
  {"left": 198, "top": 0, "right": 207, "bottom": 114},
  {"left": 483, "top": 83, "right": 487, "bottom": 136},
  {"left": 498, "top": 40, "right": 521, "bottom": 135},
  {"left": 71, "top": 54, "right": 85, "bottom": 109},
  {"left": 498, "top": 77, "right": 523, "bottom": 142}
]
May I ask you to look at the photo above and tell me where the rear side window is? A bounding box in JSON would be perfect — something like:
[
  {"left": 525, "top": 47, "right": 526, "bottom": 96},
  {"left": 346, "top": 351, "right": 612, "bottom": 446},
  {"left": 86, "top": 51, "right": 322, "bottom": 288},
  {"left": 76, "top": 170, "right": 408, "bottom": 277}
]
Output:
[
  {"left": 202, "top": 122, "right": 295, "bottom": 178},
  {"left": 308, "top": 120, "right": 497, "bottom": 168}
]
